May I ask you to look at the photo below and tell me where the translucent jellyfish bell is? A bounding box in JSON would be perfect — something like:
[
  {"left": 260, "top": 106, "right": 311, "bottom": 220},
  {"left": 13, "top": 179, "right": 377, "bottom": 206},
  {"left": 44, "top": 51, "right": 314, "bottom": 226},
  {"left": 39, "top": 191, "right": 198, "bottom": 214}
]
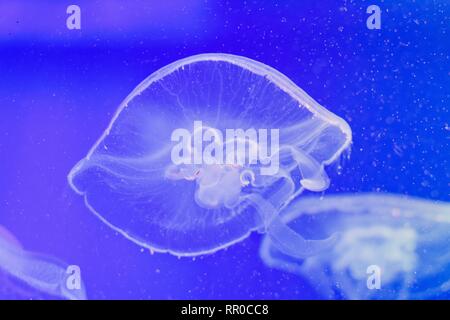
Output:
[
  {"left": 259, "top": 193, "right": 450, "bottom": 299},
  {"left": 0, "top": 225, "right": 86, "bottom": 300},
  {"left": 68, "top": 53, "right": 351, "bottom": 256}
]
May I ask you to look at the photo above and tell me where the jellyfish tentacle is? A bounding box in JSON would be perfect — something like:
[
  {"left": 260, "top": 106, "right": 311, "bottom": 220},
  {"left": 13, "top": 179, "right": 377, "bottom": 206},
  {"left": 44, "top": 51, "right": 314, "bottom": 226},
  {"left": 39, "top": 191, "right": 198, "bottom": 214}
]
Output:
[
  {"left": 279, "top": 144, "right": 329, "bottom": 191},
  {"left": 261, "top": 167, "right": 296, "bottom": 209}
]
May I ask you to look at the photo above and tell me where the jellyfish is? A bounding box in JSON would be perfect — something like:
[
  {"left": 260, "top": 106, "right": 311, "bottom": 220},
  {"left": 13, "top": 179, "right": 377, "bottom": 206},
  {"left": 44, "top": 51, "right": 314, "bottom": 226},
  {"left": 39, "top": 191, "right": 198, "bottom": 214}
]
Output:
[
  {"left": 68, "top": 53, "right": 351, "bottom": 256},
  {"left": 259, "top": 193, "right": 450, "bottom": 299},
  {"left": 0, "top": 225, "right": 87, "bottom": 300}
]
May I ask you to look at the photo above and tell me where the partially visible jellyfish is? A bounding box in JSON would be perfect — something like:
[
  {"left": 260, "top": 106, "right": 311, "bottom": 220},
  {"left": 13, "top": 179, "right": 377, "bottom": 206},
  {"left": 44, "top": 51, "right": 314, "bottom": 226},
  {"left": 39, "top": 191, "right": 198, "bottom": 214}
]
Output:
[
  {"left": 259, "top": 193, "right": 450, "bottom": 299},
  {"left": 0, "top": 225, "right": 86, "bottom": 300},
  {"left": 68, "top": 53, "right": 351, "bottom": 256}
]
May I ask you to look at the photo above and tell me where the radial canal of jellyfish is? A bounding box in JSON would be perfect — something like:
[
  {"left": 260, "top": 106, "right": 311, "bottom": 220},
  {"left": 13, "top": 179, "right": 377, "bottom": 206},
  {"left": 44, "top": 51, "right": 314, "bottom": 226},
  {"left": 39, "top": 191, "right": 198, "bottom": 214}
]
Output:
[
  {"left": 68, "top": 53, "right": 352, "bottom": 257},
  {"left": 259, "top": 193, "right": 450, "bottom": 299},
  {"left": 0, "top": 225, "right": 86, "bottom": 300}
]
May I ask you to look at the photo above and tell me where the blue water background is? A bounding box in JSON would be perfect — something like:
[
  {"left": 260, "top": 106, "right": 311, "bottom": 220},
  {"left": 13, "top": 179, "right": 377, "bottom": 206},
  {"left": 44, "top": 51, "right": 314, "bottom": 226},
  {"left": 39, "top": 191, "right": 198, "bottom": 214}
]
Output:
[{"left": 0, "top": 0, "right": 448, "bottom": 299}]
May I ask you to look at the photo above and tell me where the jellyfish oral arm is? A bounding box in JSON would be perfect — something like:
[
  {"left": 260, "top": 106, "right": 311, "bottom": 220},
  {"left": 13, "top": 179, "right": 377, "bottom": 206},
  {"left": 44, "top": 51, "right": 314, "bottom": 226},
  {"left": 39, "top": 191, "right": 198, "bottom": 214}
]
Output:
[{"left": 247, "top": 194, "right": 339, "bottom": 258}]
